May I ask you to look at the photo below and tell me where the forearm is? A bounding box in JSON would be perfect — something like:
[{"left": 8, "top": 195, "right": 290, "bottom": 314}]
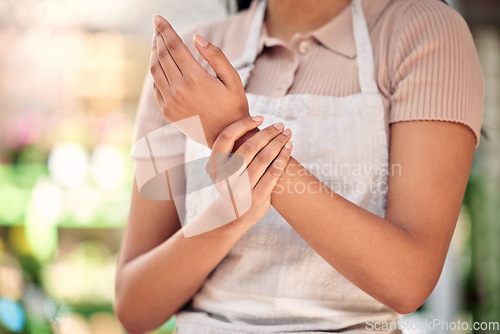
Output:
[
  {"left": 270, "top": 158, "right": 440, "bottom": 313},
  {"left": 115, "top": 221, "right": 250, "bottom": 333},
  {"left": 233, "top": 128, "right": 428, "bottom": 306}
]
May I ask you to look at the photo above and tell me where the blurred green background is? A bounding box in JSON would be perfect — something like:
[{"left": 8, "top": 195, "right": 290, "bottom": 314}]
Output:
[{"left": 0, "top": 0, "right": 498, "bottom": 333}]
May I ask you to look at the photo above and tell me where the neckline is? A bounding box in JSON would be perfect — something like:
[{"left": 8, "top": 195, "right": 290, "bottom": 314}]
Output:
[{"left": 234, "top": 0, "right": 379, "bottom": 94}]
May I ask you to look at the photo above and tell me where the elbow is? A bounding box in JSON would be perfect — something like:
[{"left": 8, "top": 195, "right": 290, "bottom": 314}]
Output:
[
  {"left": 113, "top": 269, "right": 148, "bottom": 333},
  {"left": 387, "top": 284, "right": 434, "bottom": 315},
  {"left": 390, "top": 298, "right": 425, "bottom": 315},
  {"left": 382, "top": 258, "right": 442, "bottom": 315},
  {"left": 113, "top": 277, "right": 136, "bottom": 332},
  {"left": 114, "top": 287, "right": 175, "bottom": 334},
  {"left": 113, "top": 288, "right": 159, "bottom": 334},
  {"left": 113, "top": 295, "right": 144, "bottom": 334}
]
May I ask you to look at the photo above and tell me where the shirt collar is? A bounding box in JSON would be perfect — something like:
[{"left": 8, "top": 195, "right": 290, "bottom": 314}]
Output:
[
  {"left": 256, "top": 0, "right": 392, "bottom": 59},
  {"left": 257, "top": 23, "right": 285, "bottom": 55}
]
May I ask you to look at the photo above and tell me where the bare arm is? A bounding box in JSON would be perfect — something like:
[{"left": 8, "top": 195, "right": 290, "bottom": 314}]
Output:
[
  {"left": 269, "top": 121, "right": 475, "bottom": 314},
  {"left": 114, "top": 117, "right": 293, "bottom": 333},
  {"left": 114, "top": 179, "right": 250, "bottom": 333}
]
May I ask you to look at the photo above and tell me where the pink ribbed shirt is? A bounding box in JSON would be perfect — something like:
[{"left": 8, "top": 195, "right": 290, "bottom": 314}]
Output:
[
  {"left": 135, "top": 0, "right": 484, "bottom": 148},
  {"left": 132, "top": 0, "right": 485, "bottom": 331}
]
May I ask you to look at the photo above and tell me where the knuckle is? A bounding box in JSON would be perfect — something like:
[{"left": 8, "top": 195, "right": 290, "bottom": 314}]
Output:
[
  {"left": 256, "top": 152, "right": 270, "bottom": 165},
  {"left": 171, "top": 83, "right": 187, "bottom": 99},
  {"left": 150, "top": 64, "right": 159, "bottom": 75},
  {"left": 241, "top": 140, "right": 257, "bottom": 155},
  {"left": 218, "top": 130, "right": 233, "bottom": 143},
  {"left": 166, "top": 39, "right": 181, "bottom": 51},
  {"left": 163, "top": 91, "right": 172, "bottom": 104},
  {"left": 157, "top": 48, "right": 170, "bottom": 61},
  {"left": 161, "top": 108, "right": 169, "bottom": 119},
  {"left": 185, "top": 70, "right": 203, "bottom": 84}
]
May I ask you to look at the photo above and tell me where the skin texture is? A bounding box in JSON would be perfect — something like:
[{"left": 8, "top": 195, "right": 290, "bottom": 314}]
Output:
[{"left": 114, "top": 1, "right": 477, "bottom": 332}]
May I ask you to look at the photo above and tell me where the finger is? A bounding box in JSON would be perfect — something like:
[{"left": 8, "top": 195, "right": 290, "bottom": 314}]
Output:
[
  {"left": 153, "top": 15, "right": 203, "bottom": 75},
  {"left": 246, "top": 128, "right": 292, "bottom": 186},
  {"left": 153, "top": 82, "right": 164, "bottom": 106},
  {"left": 193, "top": 33, "right": 242, "bottom": 88},
  {"left": 207, "top": 116, "right": 263, "bottom": 184},
  {"left": 150, "top": 32, "right": 170, "bottom": 90},
  {"left": 212, "top": 116, "right": 264, "bottom": 155},
  {"left": 156, "top": 29, "right": 182, "bottom": 84},
  {"left": 234, "top": 122, "right": 285, "bottom": 166},
  {"left": 254, "top": 140, "right": 293, "bottom": 196}
]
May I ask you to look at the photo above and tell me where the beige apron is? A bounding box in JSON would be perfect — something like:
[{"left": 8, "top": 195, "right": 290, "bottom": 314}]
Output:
[{"left": 177, "top": 0, "right": 403, "bottom": 332}]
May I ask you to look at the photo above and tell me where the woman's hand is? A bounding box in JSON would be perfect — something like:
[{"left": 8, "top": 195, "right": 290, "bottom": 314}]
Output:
[
  {"left": 210, "top": 116, "right": 293, "bottom": 229},
  {"left": 150, "top": 15, "right": 249, "bottom": 148}
]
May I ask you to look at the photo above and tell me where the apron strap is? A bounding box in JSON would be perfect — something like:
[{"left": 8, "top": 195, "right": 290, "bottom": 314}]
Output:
[
  {"left": 234, "top": 0, "right": 379, "bottom": 94},
  {"left": 232, "top": 0, "right": 267, "bottom": 87},
  {"left": 351, "top": 0, "right": 379, "bottom": 94}
]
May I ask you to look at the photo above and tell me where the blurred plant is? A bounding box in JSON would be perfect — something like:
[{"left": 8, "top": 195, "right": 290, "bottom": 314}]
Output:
[{"left": 463, "top": 27, "right": 500, "bottom": 332}]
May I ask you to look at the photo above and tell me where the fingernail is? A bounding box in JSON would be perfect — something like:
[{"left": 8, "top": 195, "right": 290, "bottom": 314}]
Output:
[
  {"left": 153, "top": 15, "right": 161, "bottom": 27},
  {"left": 273, "top": 122, "right": 284, "bottom": 130},
  {"left": 283, "top": 128, "right": 291, "bottom": 136},
  {"left": 193, "top": 33, "right": 209, "bottom": 47},
  {"left": 285, "top": 141, "right": 293, "bottom": 149},
  {"left": 252, "top": 116, "right": 264, "bottom": 122}
]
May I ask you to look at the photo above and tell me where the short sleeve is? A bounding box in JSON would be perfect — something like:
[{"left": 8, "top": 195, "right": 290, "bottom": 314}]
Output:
[{"left": 388, "top": 0, "right": 484, "bottom": 147}]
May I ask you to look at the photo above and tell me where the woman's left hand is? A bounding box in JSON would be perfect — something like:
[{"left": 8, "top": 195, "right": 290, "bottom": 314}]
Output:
[{"left": 150, "top": 15, "right": 249, "bottom": 148}]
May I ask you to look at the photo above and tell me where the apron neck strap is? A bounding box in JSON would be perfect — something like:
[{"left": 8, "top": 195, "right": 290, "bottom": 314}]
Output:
[
  {"left": 351, "top": 0, "right": 378, "bottom": 94},
  {"left": 232, "top": 0, "right": 266, "bottom": 86},
  {"left": 235, "top": 0, "right": 378, "bottom": 94}
]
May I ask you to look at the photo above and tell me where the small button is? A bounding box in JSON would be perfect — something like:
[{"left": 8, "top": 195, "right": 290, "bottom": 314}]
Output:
[
  {"left": 286, "top": 62, "right": 294, "bottom": 71},
  {"left": 298, "top": 41, "right": 310, "bottom": 54},
  {"left": 279, "top": 82, "right": 288, "bottom": 90}
]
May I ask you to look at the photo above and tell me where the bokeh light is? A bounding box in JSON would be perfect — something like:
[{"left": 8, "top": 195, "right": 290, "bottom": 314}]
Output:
[
  {"left": 90, "top": 144, "right": 125, "bottom": 190},
  {"left": 0, "top": 297, "right": 25, "bottom": 332},
  {"left": 26, "top": 179, "right": 64, "bottom": 262},
  {"left": 0, "top": 265, "right": 24, "bottom": 300},
  {"left": 64, "top": 186, "right": 102, "bottom": 226},
  {"left": 48, "top": 143, "right": 89, "bottom": 188}
]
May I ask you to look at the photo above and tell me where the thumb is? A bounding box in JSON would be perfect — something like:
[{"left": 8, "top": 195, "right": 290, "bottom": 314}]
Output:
[{"left": 193, "top": 33, "right": 242, "bottom": 89}]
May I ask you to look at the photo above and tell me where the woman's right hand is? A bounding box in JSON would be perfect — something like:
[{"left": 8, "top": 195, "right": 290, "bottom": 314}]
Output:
[{"left": 209, "top": 115, "right": 293, "bottom": 229}]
